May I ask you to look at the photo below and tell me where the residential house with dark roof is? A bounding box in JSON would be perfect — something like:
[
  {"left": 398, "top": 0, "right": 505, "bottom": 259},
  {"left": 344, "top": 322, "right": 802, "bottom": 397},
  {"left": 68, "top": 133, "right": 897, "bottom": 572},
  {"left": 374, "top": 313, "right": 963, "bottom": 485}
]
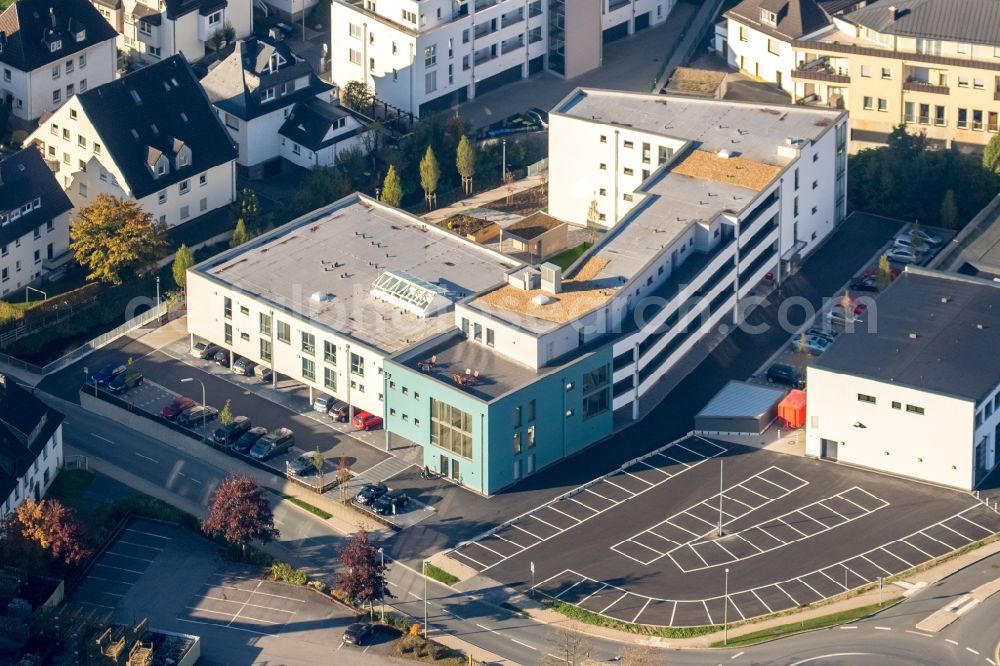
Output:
[
  {"left": 115, "top": 0, "right": 253, "bottom": 64},
  {"left": 719, "top": 0, "right": 1000, "bottom": 150},
  {"left": 0, "top": 148, "right": 73, "bottom": 297},
  {"left": 25, "top": 54, "right": 237, "bottom": 227},
  {"left": 807, "top": 268, "right": 1000, "bottom": 490},
  {"left": 200, "top": 36, "right": 365, "bottom": 175},
  {"left": 0, "top": 0, "right": 117, "bottom": 125},
  {"left": 277, "top": 98, "right": 370, "bottom": 170},
  {"left": 0, "top": 374, "right": 64, "bottom": 519}
]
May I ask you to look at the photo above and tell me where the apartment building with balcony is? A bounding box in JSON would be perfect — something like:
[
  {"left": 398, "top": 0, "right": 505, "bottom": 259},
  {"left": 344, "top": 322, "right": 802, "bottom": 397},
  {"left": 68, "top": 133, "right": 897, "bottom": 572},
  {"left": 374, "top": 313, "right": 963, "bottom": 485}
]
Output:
[
  {"left": 0, "top": 0, "right": 117, "bottom": 126},
  {"left": 329, "top": 0, "right": 677, "bottom": 117},
  {"left": 720, "top": 0, "right": 1000, "bottom": 150},
  {"left": 114, "top": 0, "right": 253, "bottom": 65}
]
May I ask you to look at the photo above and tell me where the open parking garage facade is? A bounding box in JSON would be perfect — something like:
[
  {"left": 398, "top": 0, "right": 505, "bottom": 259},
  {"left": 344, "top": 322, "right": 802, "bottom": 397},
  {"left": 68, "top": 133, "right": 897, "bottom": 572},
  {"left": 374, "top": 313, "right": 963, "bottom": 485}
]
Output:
[{"left": 449, "top": 436, "right": 1000, "bottom": 627}]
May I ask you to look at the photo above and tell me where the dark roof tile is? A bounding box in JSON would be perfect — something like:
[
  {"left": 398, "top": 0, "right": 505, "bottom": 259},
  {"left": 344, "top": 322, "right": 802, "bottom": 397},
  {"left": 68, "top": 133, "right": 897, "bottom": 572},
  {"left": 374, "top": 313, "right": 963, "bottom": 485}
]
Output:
[
  {"left": 0, "top": 0, "right": 117, "bottom": 72},
  {"left": 0, "top": 148, "right": 72, "bottom": 247}
]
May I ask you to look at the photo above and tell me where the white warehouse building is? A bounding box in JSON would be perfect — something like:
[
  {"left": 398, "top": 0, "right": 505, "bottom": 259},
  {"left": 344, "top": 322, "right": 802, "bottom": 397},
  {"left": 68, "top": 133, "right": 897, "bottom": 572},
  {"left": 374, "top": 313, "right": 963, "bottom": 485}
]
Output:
[
  {"left": 806, "top": 269, "right": 1000, "bottom": 491},
  {"left": 329, "top": 0, "right": 679, "bottom": 117}
]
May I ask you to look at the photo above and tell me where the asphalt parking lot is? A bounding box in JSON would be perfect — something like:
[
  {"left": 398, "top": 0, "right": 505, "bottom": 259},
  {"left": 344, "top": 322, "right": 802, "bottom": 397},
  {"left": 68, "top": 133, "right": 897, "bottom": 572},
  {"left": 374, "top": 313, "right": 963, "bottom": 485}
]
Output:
[{"left": 451, "top": 437, "right": 1000, "bottom": 627}]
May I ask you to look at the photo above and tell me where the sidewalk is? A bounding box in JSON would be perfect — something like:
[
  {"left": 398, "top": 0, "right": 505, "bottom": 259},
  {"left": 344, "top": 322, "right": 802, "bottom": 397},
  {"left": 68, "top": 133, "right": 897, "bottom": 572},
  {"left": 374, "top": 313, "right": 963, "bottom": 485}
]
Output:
[{"left": 420, "top": 172, "right": 547, "bottom": 225}]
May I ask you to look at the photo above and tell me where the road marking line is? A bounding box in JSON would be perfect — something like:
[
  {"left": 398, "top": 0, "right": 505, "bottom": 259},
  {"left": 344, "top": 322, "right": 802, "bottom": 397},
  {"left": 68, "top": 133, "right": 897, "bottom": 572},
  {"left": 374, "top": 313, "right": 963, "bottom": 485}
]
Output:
[
  {"left": 123, "top": 528, "right": 171, "bottom": 540},
  {"left": 899, "top": 539, "right": 933, "bottom": 558},
  {"left": 815, "top": 501, "right": 849, "bottom": 522},
  {"left": 197, "top": 597, "right": 296, "bottom": 613},
  {"left": 986, "top": 658, "right": 996, "bottom": 665},
  {"left": 874, "top": 626, "right": 890, "bottom": 631},
  {"left": 751, "top": 589, "right": 773, "bottom": 613},
  {"left": 818, "top": 570, "right": 848, "bottom": 590},
  {"left": 470, "top": 541, "right": 505, "bottom": 557},
  {"left": 547, "top": 506, "right": 582, "bottom": 522},
  {"left": 740, "top": 484, "right": 770, "bottom": 501},
  {"left": 210, "top": 585, "right": 306, "bottom": 603},
  {"left": 939, "top": 522, "right": 975, "bottom": 541},
  {"left": 568, "top": 497, "right": 600, "bottom": 513},
  {"left": 796, "top": 577, "right": 825, "bottom": 599},
  {"left": 637, "top": 460, "right": 671, "bottom": 476},
  {"left": 840, "top": 625, "right": 857, "bottom": 630},
  {"left": 722, "top": 493, "right": 753, "bottom": 509},
  {"left": 577, "top": 584, "right": 610, "bottom": 606},
  {"left": 916, "top": 530, "right": 952, "bottom": 550},
  {"left": 666, "top": 456, "right": 691, "bottom": 468},
  {"left": 860, "top": 554, "right": 892, "bottom": 575},
  {"left": 966, "top": 647, "right": 979, "bottom": 655},
  {"left": 599, "top": 592, "right": 629, "bottom": 614},
  {"left": 104, "top": 551, "right": 155, "bottom": 563},
  {"left": 702, "top": 600, "right": 715, "bottom": 626},
  {"left": 78, "top": 589, "right": 125, "bottom": 598},
  {"left": 632, "top": 597, "right": 652, "bottom": 624},
  {"left": 879, "top": 547, "right": 916, "bottom": 567},
  {"left": 602, "top": 478, "right": 636, "bottom": 495},
  {"left": 669, "top": 600, "right": 677, "bottom": 626},
  {"left": 493, "top": 534, "right": 523, "bottom": 548},
  {"left": 116, "top": 539, "right": 164, "bottom": 551},
  {"left": 729, "top": 596, "right": 746, "bottom": 621},
  {"left": 133, "top": 452, "right": 159, "bottom": 463},
  {"left": 508, "top": 637, "right": 536, "bottom": 650},
  {"left": 91, "top": 433, "right": 114, "bottom": 444},
  {"left": 674, "top": 443, "right": 710, "bottom": 459},
  {"left": 774, "top": 584, "right": 799, "bottom": 606},
  {"left": 72, "top": 600, "right": 116, "bottom": 610},
  {"left": 584, "top": 488, "right": 614, "bottom": 503},
  {"left": 945, "top": 639, "right": 959, "bottom": 645},
  {"left": 905, "top": 630, "right": 933, "bottom": 638},
  {"left": 529, "top": 514, "right": 562, "bottom": 531},
  {"left": 553, "top": 580, "right": 583, "bottom": 599},
  {"left": 956, "top": 514, "right": 993, "bottom": 535},
  {"left": 227, "top": 579, "right": 262, "bottom": 627},
  {"left": 93, "top": 563, "right": 144, "bottom": 575},
  {"left": 175, "top": 617, "right": 273, "bottom": 637},
  {"left": 511, "top": 524, "right": 542, "bottom": 541},
  {"left": 731, "top": 651, "right": 745, "bottom": 659},
  {"left": 665, "top": 520, "right": 700, "bottom": 536},
  {"left": 712, "top": 539, "right": 739, "bottom": 561}
]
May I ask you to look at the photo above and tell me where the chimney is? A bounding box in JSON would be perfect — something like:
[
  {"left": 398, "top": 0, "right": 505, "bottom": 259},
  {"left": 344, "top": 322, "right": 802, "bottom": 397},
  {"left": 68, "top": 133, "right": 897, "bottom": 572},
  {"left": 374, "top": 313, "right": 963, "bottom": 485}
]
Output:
[
  {"left": 888, "top": 5, "right": 899, "bottom": 21},
  {"left": 540, "top": 262, "right": 562, "bottom": 294},
  {"left": 49, "top": 7, "right": 56, "bottom": 28}
]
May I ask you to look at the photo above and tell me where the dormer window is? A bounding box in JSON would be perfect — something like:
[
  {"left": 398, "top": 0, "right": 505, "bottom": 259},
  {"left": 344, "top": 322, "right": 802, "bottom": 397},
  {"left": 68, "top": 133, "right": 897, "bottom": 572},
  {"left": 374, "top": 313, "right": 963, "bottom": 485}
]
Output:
[
  {"left": 49, "top": 40, "right": 62, "bottom": 52},
  {"left": 760, "top": 8, "right": 777, "bottom": 25},
  {"left": 178, "top": 152, "right": 189, "bottom": 167},
  {"left": 262, "top": 87, "right": 275, "bottom": 102},
  {"left": 156, "top": 162, "right": 166, "bottom": 176},
  {"left": 75, "top": 28, "right": 86, "bottom": 42},
  {"left": 208, "top": 10, "right": 222, "bottom": 26}
]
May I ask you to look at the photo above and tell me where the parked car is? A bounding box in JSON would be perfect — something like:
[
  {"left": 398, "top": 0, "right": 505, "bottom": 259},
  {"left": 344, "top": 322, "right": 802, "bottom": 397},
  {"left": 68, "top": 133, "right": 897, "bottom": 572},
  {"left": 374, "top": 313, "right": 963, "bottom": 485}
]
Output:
[
  {"left": 286, "top": 453, "right": 317, "bottom": 476},
  {"left": 190, "top": 341, "right": 218, "bottom": 359},
  {"left": 849, "top": 276, "right": 880, "bottom": 293},
  {"left": 91, "top": 362, "right": 125, "bottom": 387},
  {"left": 254, "top": 365, "right": 273, "bottom": 383},
  {"left": 352, "top": 411, "right": 383, "bottom": 431},
  {"left": 212, "top": 350, "right": 230, "bottom": 367},
  {"left": 250, "top": 427, "right": 295, "bottom": 460},
  {"left": 765, "top": 363, "right": 804, "bottom": 389},
  {"left": 806, "top": 327, "right": 838, "bottom": 343},
  {"left": 343, "top": 622, "right": 375, "bottom": 646},
  {"left": 313, "top": 394, "right": 335, "bottom": 413},
  {"left": 791, "top": 333, "right": 832, "bottom": 355},
  {"left": 886, "top": 247, "right": 918, "bottom": 265},
  {"left": 177, "top": 405, "right": 219, "bottom": 427},
  {"left": 824, "top": 306, "right": 860, "bottom": 328},
  {"left": 212, "top": 415, "right": 252, "bottom": 446},
  {"left": 162, "top": 396, "right": 197, "bottom": 420},
  {"left": 372, "top": 489, "right": 408, "bottom": 515},
  {"left": 232, "top": 357, "right": 257, "bottom": 376},
  {"left": 892, "top": 234, "right": 923, "bottom": 253},
  {"left": 355, "top": 483, "right": 388, "bottom": 506},
  {"left": 232, "top": 426, "right": 267, "bottom": 454},
  {"left": 108, "top": 369, "right": 143, "bottom": 394},
  {"left": 898, "top": 229, "right": 942, "bottom": 247},
  {"left": 525, "top": 107, "right": 549, "bottom": 129},
  {"left": 314, "top": 395, "right": 350, "bottom": 422}
]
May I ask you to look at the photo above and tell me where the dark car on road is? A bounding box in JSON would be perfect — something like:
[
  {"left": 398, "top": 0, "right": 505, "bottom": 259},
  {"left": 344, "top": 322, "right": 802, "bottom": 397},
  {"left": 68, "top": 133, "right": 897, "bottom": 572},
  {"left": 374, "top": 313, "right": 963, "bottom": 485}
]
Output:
[
  {"left": 161, "top": 396, "right": 197, "bottom": 420},
  {"left": 212, "top": 415, "right": 252, "bottom": 446},
  {"left": 107, "top": 369, "right": 143, "bottom": 394},
  {"left": 343, "top": 622, "right": 375, "bottom": 646},
  {"left": 212, "top": 350, "right": 230, "bottom": 367},
  {"left": 232, "top": 426, "right": 267, "bottom": 454},
  {"left": 91, "top": 362, "right": 125, "bottom": 387},
  {"left": 849, "top": 276, "right": 880, "bottom": 293},
  {"left": 250, "top": 427, "right": 294, "bottom": 460},
  {"left": 372, "top": 489, "right": 408, "bottom": 516},
  {"left": 355, "top": 482, "right": 388, "bottom": 506},
  {"left": 177, "top": 405, "right": 219, "bottom": 427},
  {"left": 232, "top": 357, "right": 257, "bottom": 376},
  {"left": 765, "top": 363, "right": 805, "bottom": 389}
]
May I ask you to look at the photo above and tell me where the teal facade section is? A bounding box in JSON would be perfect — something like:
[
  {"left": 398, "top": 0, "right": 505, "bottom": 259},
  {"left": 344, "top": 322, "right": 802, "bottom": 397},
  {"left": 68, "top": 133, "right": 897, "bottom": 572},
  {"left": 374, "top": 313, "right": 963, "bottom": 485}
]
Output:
[{"left": 384, "top": 345, "right": 614, "bottom": 496}]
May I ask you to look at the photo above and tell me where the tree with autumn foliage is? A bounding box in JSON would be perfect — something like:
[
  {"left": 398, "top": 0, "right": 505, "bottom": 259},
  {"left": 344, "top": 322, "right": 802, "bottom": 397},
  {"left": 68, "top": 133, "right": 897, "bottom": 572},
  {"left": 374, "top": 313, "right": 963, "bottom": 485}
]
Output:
[
  {"left": 202, "top": 473, "right": 278, "bottom": 558},
  {"left": 6, "top": 499, "right": 90, "bottom": 566},
  {"left": 336, "top": 530, "right": 391, "bottom": 612},
  {"left": 70, "top": 194, "right": 168, "bottom": 285}
]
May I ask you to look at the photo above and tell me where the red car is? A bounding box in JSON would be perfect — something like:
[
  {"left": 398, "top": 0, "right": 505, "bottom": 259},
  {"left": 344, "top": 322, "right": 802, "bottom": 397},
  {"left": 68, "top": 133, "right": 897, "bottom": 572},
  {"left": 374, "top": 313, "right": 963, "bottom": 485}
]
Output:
[
  {"left": 351, "top": 411, "right": 383, "bottom": 431},
  {"left": 162, "top": 396, "right": 197, "bottom": 420}
]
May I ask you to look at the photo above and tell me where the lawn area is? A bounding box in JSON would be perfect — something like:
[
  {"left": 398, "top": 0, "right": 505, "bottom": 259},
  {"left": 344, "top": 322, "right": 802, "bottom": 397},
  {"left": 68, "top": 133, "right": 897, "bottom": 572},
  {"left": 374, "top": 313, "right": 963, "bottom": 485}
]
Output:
[
  {"left": 540, "top": 596, "right": 720, "bottom": 639},
  {"left": 546, "top": 242, "right": 592, "bottom": 270},
  {"left": 423, "top": 563, "right": 459, "bottom": 586},
  {"left": 709, "top": 598, "right": 903, "bottom": 648},
  {"left": 265, "top": 487, "right": 333, "bottom": 520},
  {"left": 47, "top": 469, "right": 96, "bottom": 499}
]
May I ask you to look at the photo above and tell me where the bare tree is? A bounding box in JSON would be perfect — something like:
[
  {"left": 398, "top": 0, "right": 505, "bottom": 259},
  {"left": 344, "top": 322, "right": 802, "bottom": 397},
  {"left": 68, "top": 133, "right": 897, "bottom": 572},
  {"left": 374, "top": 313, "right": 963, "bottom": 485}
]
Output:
[
  {"left": 338, "top": 456, "right": 352, "bottom": 502},
  {"left": 545, "top": 626, "right": 592, "bottom": 666},
  {"left": 618, "top": 644, "right": 658, "bottom": 666}
]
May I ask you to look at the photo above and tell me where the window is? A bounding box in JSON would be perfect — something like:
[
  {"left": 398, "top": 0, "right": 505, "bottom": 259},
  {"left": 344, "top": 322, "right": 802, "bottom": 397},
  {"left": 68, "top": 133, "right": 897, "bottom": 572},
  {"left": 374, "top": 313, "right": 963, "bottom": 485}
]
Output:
[
  {"left": 79, "top": 54, "right": 86, "bottom": 68},
  {"left": 974, "top": 109, "right": 984, "bottom": 130},
  {"left": 180, "top": 205, "right": 189, "bottom": 220},
  {"left": 599, "top": 135, "right": 607, "bottom": 143},
  {"left": 527, "top": 424, "right": 535, "bottom": 448},
  {"left": 260, "top": 338, "right": 272, "bottom": 362},
  {"left": 623, "top": 140, "right": 634, "bottom": 149},
  {"left": 323, "top": 367, "right": 336, "bottom": 390},
  {"left": 877, "top": 98, "right": 888, "bottom": 112},
  {"left": 958, "top": 76, "right": 970, "bottom": 88},
  {"left": 2, "top": 69, "right": 8, "bottom": 83},
  {"left": 80, "top": 79, "right": 86, "bottom": 92},
  {"left": 302, "top": 358, "right": 316, "bottom": 381},
  {"left": 582, "top": 365, "right": 610, "bottom": 420},
  {"left": 739, "top": 25, "right": 748, "bottom": 42},
  {"left": 276, "top": 320, "right": 290, "bottom": 343},
  {"left": 767, "top": 38, "right": 779, "bottom": 55},
  {"left": 891, "top": 401, "right": 901, "bottom": 410},
  {"left": 350, "top": 352, "right": 364, "bottom": 376},
  {"left": 324, "top": 340, "right": 336, "bottom": 364},
  {"left": 857, "top": 393, "right": 876, "bottom": 404},
  {"left": 599, "top": 163, "right": 607, "bottom": 170},
  {"left": 860, "top": 65, "right": 872, "bottom": 78},
  {"left": 760, "top": 8, "right": 776, "bottom": 24},
  {"left": 513, "top": 431, "right": 521, "bottom": 454},
  {"left": 642, "top": 142, "right": 651, "bottom": 164},
  {"left": 224, "top": 323, "right": 233, "bottom": 344},
  {"left": 904, "top": 101, "right": 915, "bottom": 123},
  {"left": 260, "top": 312, "right": 271, "bottom": 335},
  {"left": 424, "top": 44, "right": 437, "bottom": 67},
  {"left": 880, "top": 67, "right": 892, "bottom": 79},
  {"left": 157, "top": 191, "right": 167, "bottom": 205},
  {"left": 349, "top": 49, "right": 362, "bottom": 66},
  {"left": 179, "top": 179, "right": 189, "bottom": 194},
  {"left": 52, "top": 90, "right": 60, "bottom": 104},
  {"left": 301, "top": 331, "right": 315, "bottom": 355},
  {"left": 199, "top": 174, "right": 207, "bottom": 186},
  {"left": 658, "top": 146, "right": 671, "bottom": 165},
  {"left": 425, "top": 70, "right": 436, "bottom": 94},
  {"left": 623, "top": 193, "right": 633, "bottom": 202},
  {"left": 430, "top": 399, "right": 473, "bottom": 459},
  {"left": 66, "top": 59, "right": 74, "bottom": 74},
  {"left": 863, "top": 96, "right": 873, "bottom": 110},
  {"left": 261, "top": 87, "right": 275, "bottom": 102},
  {"left": 974, "top": 77, "right": 985, "bottom": 90},
  {"left": 402, "top": 9, "right": 416, "bottom": 23},
  {"left": 52, "top": 65, "right": 59, "bottom": 80},
  {"left": 486, "top": 328, "right": 494, "bottom": 347},
  {"left": 623, "top": 167, "right": 633, "bottom": 176},
  {"left": 473, "top": 322, "right": 482, "bottom": 342},
  {"left": 78, "top": 182, "right": 87, "bottom": 197},
  {"left": 223, "top": 296, "right": 232, "bottom": 319},
  {"left": 958, "top": 108, "right": 969, "bottom": 129},
  {"left": 906, "top": 404, "right": 925, "bottom": 415},
  {"left": 915, "top": 38, "right": 942, "bottom": 56}
]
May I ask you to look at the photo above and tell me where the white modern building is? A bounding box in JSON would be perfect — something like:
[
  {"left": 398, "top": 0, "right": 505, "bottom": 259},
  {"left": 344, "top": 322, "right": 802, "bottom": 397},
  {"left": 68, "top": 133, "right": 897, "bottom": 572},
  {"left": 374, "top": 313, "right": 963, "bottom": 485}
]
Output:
[
  {"left": 186, "top": 194, "right": 520, "bottom": 419},
  {"left": 201, "top": 36, "right": 342, "bottom": 175},
  {"left": 0, "top": 374, "right": 64, "bottom": 519},
  {"left": 0, "top": 0, "right": 118, "bottom": 126},
  {"left": 0, "top": 149, "right": 74, "bottom": 298},
  {"left": 25, "top": 54, "right": 238, "bottom": 228},
  {"left": 116, "top": 0, "right": 254, "bottom": 64},
  {"left": 806, "top": 269, "right": 1000, "bottom": 491},
  {"left": 329, "top": 0, "right": 678, "bottom": 117}
]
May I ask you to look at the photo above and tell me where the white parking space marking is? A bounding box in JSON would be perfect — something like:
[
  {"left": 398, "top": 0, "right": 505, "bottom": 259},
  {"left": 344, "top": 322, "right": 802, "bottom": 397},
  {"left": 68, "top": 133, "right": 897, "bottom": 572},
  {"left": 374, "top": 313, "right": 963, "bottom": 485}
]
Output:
[
  {"left": 94, "top": 562, "right": 144, "bottom": 575},
  {"left": 625, "top": 470, "right": 657, "bottom": 484},
  {"left": 602, "top": 478, "right": 636, "bottom": 495},
  {"left": 126, "top": 528, "right": 172, "bottom": 540},
  {"left": 751, "top": 589, "right": 773, "bottom": 613}
]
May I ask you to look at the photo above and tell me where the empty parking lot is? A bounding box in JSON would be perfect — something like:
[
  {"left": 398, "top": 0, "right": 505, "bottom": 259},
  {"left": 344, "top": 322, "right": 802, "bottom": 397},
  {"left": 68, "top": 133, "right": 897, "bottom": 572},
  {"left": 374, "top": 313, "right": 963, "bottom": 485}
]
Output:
[{"left": 450, "top": 438, "right": 1000, "bottom": 626}]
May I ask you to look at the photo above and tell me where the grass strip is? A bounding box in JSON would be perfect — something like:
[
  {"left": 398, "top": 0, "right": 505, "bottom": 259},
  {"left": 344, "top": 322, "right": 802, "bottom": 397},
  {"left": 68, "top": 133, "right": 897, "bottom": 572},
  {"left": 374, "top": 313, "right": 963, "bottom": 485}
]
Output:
[
  {"left": 547, "top": 242, "right": 592, "bottom": 270},
  {"left": 265, "top": 487, "right": 333, "bottom": 520},
  {"left": 424, "top": 563, "right": 459, "bottom": 585},
  {"left": 710, "top": 598, "right": 903, "bottom": 648},
  {"left": 541, "top": 596, "right": 720, "bottom": 639}
]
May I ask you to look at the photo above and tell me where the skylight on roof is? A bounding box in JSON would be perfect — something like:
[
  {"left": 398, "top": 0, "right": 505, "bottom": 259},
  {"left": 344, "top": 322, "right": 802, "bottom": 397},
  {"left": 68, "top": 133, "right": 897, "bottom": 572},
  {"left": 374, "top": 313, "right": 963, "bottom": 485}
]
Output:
[{"left": 371, "top": 270, "right": 449, "bottom": 317}]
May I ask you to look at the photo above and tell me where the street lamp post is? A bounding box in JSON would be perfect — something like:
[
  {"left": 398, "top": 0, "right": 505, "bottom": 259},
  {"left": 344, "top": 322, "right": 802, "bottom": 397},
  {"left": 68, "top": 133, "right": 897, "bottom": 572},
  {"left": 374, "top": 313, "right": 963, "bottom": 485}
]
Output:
[
  {"left": 377, "top": 547, "right": 385, "bottom": 623},
  {"left": 724, "top": 567, "right": 730, "bottom": 646},
  {"left": 422, "top": 559, "right": 428, "bottom": 639},
  {"left": 717, "top": 458, "right": 724, "bottom": 537},
  {"left": 180, "top": 377, "right": 207, "bottom": 427},
  {"left": 501, "top": 138, "right": 507, "bottom": 183},
  {"left": 156, "top": 275, "right": 160, "bottom": 306}
]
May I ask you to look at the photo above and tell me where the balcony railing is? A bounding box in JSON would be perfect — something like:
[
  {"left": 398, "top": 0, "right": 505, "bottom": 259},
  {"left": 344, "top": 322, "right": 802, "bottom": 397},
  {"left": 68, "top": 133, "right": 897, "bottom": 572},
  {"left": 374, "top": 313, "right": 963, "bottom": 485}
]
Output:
[
  {"left": 609, "top": 0, "right": 631, "bottom": 11},
  {"left": 903, "top": 79, "right": 949, "bottom": 95},
  {"left": 791, "top": 67, "right": 850, "bottom": 84}
]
